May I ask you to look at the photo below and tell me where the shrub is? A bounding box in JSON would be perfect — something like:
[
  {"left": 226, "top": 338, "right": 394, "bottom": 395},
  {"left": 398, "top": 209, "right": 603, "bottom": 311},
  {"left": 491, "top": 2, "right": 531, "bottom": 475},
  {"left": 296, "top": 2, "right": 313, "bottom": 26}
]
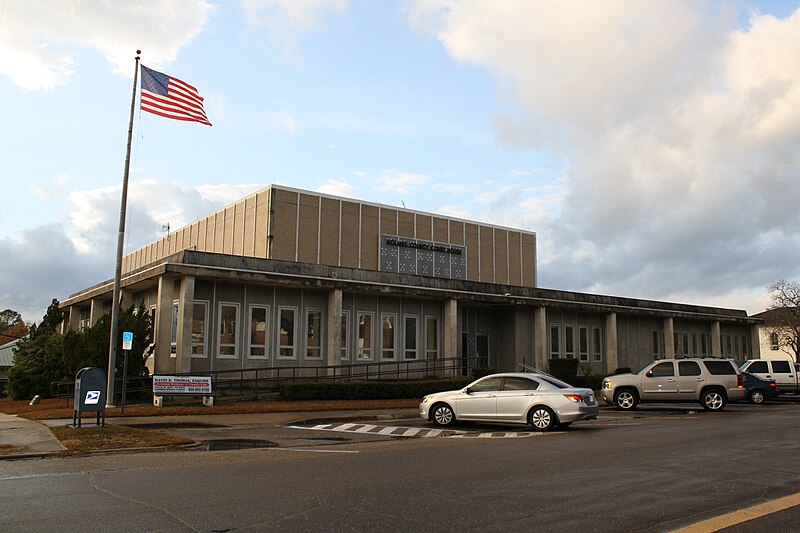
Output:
[
  {"left": 471, "top": 367, "right": 495, "bottom": 379},
  {"left": 280, "top": 378, "right": 473, "bottom": 401},
  {"left": 548, "top": 358, "right": 579, "bottom": 382},
  {"left": 572, "top": 375, "right": 605, "bottom": 390}
]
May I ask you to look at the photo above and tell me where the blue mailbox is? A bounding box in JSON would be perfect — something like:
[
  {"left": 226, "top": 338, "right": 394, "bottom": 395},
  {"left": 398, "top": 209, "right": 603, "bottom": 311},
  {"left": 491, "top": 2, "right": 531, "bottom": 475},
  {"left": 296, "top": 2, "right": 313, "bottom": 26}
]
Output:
[{"left": 73, "top": 367, "right": 107, "bottom": 428}]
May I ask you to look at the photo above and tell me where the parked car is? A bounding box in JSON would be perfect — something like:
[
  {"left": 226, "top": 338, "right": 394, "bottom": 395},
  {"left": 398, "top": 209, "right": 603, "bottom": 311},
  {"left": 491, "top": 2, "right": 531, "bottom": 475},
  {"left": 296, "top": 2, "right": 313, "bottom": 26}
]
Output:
[
  {"left": 741, "top": 372, "right": 779, "bottom": 404},
  {"left": 740, "top": 358, "right": 800, "bottom": 395},
  {"left": 600, "top": 358, "right": 746, "bottom": 411},
  {"left": 419, "top": 372, "right": 599, "bottom": 431}
]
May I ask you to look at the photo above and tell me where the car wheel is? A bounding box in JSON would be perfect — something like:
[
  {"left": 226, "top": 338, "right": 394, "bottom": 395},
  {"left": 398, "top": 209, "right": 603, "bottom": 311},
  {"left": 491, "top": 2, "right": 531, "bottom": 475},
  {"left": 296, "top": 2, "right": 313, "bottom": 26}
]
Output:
[
  {"left": 528, "top": 406, "right": 556, "bottom": 431},
  {"left": 431, "top": 403, "right": 456, "bottom": 427},
  {"left": 614, "top": 389, "right": 638, "bottom": 410},
  {"left": 701, "top": 389, "right": 726, "bottom": 411},
  {"left": 749, "top": 389, "right": 765, "bottom": 405}
]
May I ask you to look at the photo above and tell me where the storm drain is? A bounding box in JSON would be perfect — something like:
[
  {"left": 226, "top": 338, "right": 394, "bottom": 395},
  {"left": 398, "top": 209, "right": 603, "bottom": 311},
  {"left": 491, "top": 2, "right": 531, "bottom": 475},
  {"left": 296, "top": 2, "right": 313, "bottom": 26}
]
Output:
[{"left": 194, "top": 439, "right": 277, "bottom": 451}]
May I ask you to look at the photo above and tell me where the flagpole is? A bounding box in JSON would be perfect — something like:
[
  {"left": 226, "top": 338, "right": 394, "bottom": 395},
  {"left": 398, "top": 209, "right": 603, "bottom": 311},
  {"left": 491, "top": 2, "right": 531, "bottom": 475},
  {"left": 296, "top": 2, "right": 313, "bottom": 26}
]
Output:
[{"left": 106, "top": 49, "right": 141, "bottom": 408}]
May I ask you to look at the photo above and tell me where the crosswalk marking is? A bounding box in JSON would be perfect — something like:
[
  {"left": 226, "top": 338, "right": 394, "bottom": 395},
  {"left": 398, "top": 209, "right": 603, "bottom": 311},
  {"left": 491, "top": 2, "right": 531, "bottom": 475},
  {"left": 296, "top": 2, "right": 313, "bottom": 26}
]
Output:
[{"left": 288, "top": 422, "right": 558, "bottom": 439}]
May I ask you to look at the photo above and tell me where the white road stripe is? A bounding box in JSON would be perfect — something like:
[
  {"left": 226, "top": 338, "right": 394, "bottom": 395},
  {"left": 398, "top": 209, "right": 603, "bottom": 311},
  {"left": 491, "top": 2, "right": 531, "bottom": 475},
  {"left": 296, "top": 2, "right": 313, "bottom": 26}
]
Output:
[
  {"left": 286, "top": 423, "right": 556, "bottom": 439},
  {"left": 378, "top": 426, "right": 400, "bottom": 435},
  {"left": 401, "top": 428, "right": 423, "bottom": 437},
  {"left": 353, "top": 424, "right": 378, "bottom": 433}
]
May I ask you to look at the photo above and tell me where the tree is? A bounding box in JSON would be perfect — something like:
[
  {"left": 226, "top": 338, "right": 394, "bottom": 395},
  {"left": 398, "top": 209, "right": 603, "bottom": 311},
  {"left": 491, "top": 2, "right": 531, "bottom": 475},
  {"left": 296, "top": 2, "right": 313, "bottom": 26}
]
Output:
[
  {"left": 0, "top": 308, "right": 28, "bottom": 339},
  {"left": 767, "top": 279, "right": 800, "bottom": 362},
  {"left": 6, "top": 300, "right": 152, "bottom": 400}
]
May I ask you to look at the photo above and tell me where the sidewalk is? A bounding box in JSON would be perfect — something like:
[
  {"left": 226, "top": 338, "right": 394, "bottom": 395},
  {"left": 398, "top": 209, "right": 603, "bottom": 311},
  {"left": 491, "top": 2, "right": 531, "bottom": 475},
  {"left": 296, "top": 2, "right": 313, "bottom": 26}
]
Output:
[{"left": 0, "top": 412, "right": 65, "bottom": 458}]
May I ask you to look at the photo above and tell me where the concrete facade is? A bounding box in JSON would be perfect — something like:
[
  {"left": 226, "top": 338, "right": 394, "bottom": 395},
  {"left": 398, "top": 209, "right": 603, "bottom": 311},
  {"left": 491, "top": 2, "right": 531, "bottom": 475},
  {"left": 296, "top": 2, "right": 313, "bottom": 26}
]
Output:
[{"left": 60, "top": 185, "right": 761, "bottom": 378}]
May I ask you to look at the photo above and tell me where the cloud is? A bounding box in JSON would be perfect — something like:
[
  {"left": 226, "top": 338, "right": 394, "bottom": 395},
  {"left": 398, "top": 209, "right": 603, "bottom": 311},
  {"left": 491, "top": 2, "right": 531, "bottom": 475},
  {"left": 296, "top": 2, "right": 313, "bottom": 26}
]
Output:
[
  {"left": 317, "top": 180, "right": 358, "bottom": 198},
  {"left": 408, "top": 1, "right": 800, "bottom": 313},
  {"left": 375, "top": 170, "right": 429, "bottom": 194},
  {"left": 0, "top": 0, "right": 213, "bottom": 90},
  {"left": 241, "top": 0, "right": 348, "bottom": 59},
  {"left": 263, "top": 110, "right": 298, "bottom": 133}
]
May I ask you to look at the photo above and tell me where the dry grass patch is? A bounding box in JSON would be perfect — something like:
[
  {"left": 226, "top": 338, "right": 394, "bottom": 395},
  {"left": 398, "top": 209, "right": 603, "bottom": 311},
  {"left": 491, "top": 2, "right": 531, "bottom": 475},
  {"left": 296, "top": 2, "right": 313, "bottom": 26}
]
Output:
[
  {"left": 0, "top": 444, "right": 23, "bottom": 454},
  {"left": 50, "top": 425, "right": 194, "bottom": 455},
  {"left": 0, "top": 397, "right": 419, "bottom": 420}
]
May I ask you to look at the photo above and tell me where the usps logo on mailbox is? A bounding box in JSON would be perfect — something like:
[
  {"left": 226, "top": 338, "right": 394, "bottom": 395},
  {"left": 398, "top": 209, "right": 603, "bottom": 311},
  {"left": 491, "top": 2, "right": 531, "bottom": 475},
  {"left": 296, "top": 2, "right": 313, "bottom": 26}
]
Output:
[{"left": 85, "top": 390, "right": 101, "bottom": 405}]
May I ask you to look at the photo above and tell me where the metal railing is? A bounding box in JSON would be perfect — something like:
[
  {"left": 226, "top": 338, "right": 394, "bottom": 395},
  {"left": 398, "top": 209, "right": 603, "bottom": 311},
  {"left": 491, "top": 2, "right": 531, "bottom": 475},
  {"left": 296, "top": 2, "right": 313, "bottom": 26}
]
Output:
[{"left": 51, "top": 356, "right": 487, "bottom": 405}]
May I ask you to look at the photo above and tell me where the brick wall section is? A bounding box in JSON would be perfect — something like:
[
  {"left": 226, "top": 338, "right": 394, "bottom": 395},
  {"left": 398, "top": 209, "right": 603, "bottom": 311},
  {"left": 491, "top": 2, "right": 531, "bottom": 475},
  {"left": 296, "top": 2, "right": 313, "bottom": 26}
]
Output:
[
  {"left": 298, "top": 193, "right": 320, "bottom": 264},
  {"left": 320, "top": 197, "right": 340, "bottom": 265},
  {"left": 272, "top": 188, "right": 298, "bottom": 261},
  {"left": 360, "top": 204, "right": 379, "bottom": 270},
  {"left": 495, "top": 228, "right": 508, "bottom": 284},
  {"left": 119, "top": 185, "right": 537, "bottom": 289},
  {"left": 508, "top": 231, "right": 521, "bottom": 286},
  {"left": 340, "top": 201, "right": 360, "bottom": 268},
  {"left": 398, "top": 210, "right": 414, "bottom": 237},
  {"left": 465, "top": 223, "right": 479, "bottom": 282}
]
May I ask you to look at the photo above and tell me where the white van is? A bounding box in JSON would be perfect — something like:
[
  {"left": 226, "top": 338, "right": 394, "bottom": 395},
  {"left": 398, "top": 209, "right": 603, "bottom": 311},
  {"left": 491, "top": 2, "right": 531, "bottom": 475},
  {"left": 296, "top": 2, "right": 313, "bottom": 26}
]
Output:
[{"left": 740, "top": 358, "right": 800, "bottom": 395}]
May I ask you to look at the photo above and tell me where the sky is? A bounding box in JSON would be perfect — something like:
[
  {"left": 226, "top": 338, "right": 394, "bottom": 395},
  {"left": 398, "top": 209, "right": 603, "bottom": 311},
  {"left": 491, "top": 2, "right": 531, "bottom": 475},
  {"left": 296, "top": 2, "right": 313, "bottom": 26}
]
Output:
[{"left": 2, "top": 0, "right": 800, "bottom": 324}]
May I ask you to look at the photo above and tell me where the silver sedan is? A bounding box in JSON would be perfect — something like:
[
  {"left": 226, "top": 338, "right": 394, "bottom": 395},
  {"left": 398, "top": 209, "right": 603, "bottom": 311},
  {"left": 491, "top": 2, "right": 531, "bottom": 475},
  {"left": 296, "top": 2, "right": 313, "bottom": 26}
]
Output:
[{"left": 419, "top": 372, "right": 599, "bottom": 431}]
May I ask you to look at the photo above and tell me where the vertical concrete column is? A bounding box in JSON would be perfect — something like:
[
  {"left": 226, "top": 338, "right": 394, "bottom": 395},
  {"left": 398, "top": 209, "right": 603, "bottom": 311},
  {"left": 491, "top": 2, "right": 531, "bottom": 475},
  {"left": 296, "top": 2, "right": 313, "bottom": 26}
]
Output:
[
  {"left": 605, "top": 313, "right": 618, "bottom": 373},
  {"left": 89, "top": 298, "right": 104, "bottom": 326},
  {"left": 711, "top": 321, "right": 721, "bottom": 356},
  {"left": 533, "top": 306, "right": 548, "bottom": 371},
  {"left": 326, "top": 288, "right": 343, "bottom": 372},
  {"left": 68, "top": 306, "right": 81, "bottom": 332},
  {"left": 664, "top": 317, "right": 675, "bottom": 357},
  {"left": 175, "top": 275, "right": 195, "bottom": 373},
  {"left": 750, "top": 325, "right": 761, "bottom": 359},
  {"left": 120, "top": 289, "right": 135, "bottom": 310},
  {"left": 443, "top": 298, "right": 458, "bottom": 377},
  {"left": 154, "top": 276, "right": 176, "bottom": 374}
]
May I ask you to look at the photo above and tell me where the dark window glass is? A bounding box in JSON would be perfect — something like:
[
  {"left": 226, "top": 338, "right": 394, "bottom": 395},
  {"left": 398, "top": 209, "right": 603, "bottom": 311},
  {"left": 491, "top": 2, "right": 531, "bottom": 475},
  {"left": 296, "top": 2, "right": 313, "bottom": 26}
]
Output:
[
  {"left": 772, "top": 360, "right": 791, "bottom": 373},
  {"left": 470, "top": 377, "right": 503, "bottom": 392},
  {"left": 747, "top": 361, "right": 768, "bottom": 373},
  {"left": 703, "top": 360, "right": 736, "bottom": 375},
  {"left": 539, "top": 376, "right": 572, "bottom": 389},
  {"left": 503, "top": 377, "right": 539, "bottom": 391},
  {"left": 678, "top": 361, "right": 702, "bottom": 376},
  {"left": 650, "top": 362, "right": 675, "bottom": 377}
]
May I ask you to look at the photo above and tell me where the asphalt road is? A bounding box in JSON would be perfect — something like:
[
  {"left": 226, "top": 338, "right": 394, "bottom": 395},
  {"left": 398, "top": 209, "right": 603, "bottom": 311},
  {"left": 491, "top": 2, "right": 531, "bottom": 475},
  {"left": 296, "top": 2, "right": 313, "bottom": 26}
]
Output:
[{"left": 1, "top": 401, "right": 800, "bottom": 532}]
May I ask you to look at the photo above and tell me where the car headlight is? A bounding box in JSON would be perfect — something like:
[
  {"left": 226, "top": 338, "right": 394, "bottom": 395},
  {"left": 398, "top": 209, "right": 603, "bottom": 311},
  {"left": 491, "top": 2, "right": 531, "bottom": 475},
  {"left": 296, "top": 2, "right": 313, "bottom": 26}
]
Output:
[
  {"left": 421, "top": 396, "right": 430, "bottom": 404},
  {"left": 602, "top": 380, "right": 612, "bottom": 389}
]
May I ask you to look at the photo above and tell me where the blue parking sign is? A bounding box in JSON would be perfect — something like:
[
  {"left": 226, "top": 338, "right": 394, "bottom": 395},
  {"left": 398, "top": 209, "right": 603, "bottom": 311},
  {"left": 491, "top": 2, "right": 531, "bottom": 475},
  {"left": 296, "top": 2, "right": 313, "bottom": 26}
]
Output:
[{"left": 122, "top": 331, "right": 133, "bottom": 350}]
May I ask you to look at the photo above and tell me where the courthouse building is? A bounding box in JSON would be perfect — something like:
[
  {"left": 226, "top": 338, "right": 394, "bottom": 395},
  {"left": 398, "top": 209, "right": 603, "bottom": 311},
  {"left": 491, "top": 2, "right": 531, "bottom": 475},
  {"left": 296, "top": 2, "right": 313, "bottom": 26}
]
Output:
[{"left": 60, "top": 185, "right": 762, "bottom": 377}]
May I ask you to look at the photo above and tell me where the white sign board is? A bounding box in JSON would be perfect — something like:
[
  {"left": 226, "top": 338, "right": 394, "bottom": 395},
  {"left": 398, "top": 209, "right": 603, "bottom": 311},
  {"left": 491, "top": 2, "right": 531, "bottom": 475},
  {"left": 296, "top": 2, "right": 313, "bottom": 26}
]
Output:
[
  {"left": 153, "top": 375, "right": 212, "bottom": 395},
  {"left": 122, "top": 331, "right": 133, "bottom": 350}
]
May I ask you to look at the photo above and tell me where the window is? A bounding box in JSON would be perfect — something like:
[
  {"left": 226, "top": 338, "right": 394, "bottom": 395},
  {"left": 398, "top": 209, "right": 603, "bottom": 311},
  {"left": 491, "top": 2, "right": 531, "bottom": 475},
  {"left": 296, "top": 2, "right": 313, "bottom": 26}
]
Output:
[
  {"left": 770, "top": 332, "right": 779, "bottom": 351},
  {"left": 278, "top": 307, "right": 297, "bottom": 359},
  {"left": 748, "top": 360, "right": 768, "bottom": 373},
  {"left": 678, "top": 361, "right": 702, "bottom": 376},
  {"left": 248, "top": 305, "right": 269, "bottom": 358},
  {"left": 170, "top": 300, "right": 179, "bottom": 355},
  {"left": 652, "top": 331, "right": 660, "bottom": 356},
  {"left": 470, "top": 377, "right": 503, "bottom": 392},
  {"left": 191, "top": 301, "right": 208, "bottom": 357},
  {"left": 703, "top": 360, "right": 736, "bottom": 375},
  {"left": 217, "top": 303, "right": 239, "bottom": 358},
  {"left": 550, "top": 325, "right": 560, "bottom": 359},
  {"left": 425, "top": 317, "right": 439, "bottom": 359},
  {"left": 692, "top": 334, "right": 698, "bottom": 356},
  {"left": 734, "top": 336, "right": 740, "bottom": 358},
  {"left": 306, "top": 309, "right": 323, "bottom": 359},
  {"left": 726, "top": 335, "right": 732, "bottom": 355},
  {"left": 741, "top": 335, "right": 748, "bottom": 357},
  {"left": 682, "top": 333, "right": 689, "bottom": 357},
  {"left": 503, "top": 377, "right": 539, "bottom": 391},
  {"left": 649, "top": 362, "right": 674, "bottom": 377},
  {"left": 701, "top": 333, "right": 708, "bottom": 356},
  {"left": 357, "top": 312, "right": 373, "bottom": 360},
  {"left": 564, "top": 326, "right": 574, "bottom": 359},
  {"left": 772, "top": 360, "right": 791, "bottom": 373},
  {"left": 381, "top": 314, "right": 396, "bottom": 360},
  {"left": 593, "top": 327, "right": 602, "bottom": 362},
  {"left": 579, "top": 327, "right": 588, "bottom": 361},
  {"left": 78, "top": 307, "right": 90, "bottom": 331},
  {"left": 340, "top": 311, "right": 349, "bottom": 360},
  {"left": 404, "top": 316, "right": 418, "bottom": 360}
]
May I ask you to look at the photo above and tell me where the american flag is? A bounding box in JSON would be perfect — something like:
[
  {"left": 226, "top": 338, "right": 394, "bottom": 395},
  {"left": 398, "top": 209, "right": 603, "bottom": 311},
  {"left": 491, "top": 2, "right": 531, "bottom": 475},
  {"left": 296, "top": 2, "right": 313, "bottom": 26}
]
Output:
[{"left": 140, "top": 65, "right": 211, "bottom": 126}]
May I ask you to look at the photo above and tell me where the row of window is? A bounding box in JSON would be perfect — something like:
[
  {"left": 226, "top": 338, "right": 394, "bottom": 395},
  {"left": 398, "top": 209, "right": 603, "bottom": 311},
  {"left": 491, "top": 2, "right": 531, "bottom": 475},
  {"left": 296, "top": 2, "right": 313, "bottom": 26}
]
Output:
[
  {"left": 165, "top": 301, "right": 440, "bottom": 361},
  {"left": 549, "top": 324, "right": 603, "bottom": 362},
  {"left": 657, "top": 331, "right": 750, "bottom": 359}
]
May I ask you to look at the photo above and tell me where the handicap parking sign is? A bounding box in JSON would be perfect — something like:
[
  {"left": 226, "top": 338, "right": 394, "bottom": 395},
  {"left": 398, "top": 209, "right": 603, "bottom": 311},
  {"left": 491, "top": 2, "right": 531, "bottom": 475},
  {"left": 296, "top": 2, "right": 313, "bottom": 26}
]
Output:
[
  {"left": 122, "top": 331, "right": 133, "bottom": 350},
  {"left": 85, "top": 390, "right": 100, "bottom": 405}
]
